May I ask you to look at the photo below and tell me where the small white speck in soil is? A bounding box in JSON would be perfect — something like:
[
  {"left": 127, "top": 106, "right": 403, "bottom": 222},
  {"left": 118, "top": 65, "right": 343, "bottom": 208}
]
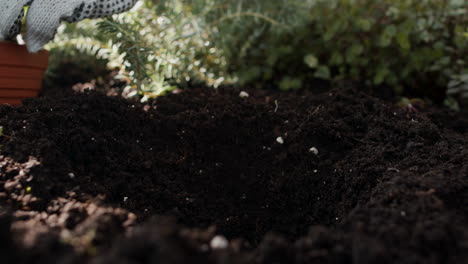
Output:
[
  {"left": 309, "top": 147, "right": 319, "bottom": 155},
  {"left": 210, "top": 235, "right": 229, "bottom": 249},
  {"left": 276, "top": 137, "right": 284, "bottom": 144},
  {"left": 239, "top": 91, "right": 249, "bottom": 98}
]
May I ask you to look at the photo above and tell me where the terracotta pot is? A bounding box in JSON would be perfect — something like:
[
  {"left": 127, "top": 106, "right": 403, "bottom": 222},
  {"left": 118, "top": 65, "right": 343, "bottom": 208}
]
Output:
[{"left": 0, "top": 41, "right": 49, "bottom": 105}]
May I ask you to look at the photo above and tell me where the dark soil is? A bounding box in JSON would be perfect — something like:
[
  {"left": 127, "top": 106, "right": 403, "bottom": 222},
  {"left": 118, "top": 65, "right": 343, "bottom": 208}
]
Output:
[{"left": 0, "top": 88, "right": 467, "bottom": 263}]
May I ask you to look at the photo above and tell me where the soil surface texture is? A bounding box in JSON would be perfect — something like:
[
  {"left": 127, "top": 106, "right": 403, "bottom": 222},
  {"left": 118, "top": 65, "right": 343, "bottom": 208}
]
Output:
[{"left": 0, "top": 88, "right": 467, "bottom": 264}]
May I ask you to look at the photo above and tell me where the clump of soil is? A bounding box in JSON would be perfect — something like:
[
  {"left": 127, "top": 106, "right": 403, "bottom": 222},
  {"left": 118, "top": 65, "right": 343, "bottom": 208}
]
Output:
[
  {"left": 0, "top": 88, "right": 467, "bottom": 263},
  {"left": 41, "top": 56, "right": 129, "bottom": 99}
]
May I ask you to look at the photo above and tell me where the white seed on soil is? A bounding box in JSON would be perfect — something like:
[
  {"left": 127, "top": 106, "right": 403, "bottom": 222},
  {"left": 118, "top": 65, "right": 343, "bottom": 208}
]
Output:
[
  {"left": 68, "top": 173, "right": 75, "bottom": 179},
  {"left": 276, "top": 137, "right": 284, "bottom": 144},
  {"left": 123, "top": 197, "right": 128, "bottom": 202},
  {"left": 239, "top": 91, "right": 249, "bottom": 98},
  {"left": 309, "top": 147, "right": 319, "bottom": 155},
  {"left": 401, "top": 211, "right": 407, "bottom": 217},
  {"left": 210, "top": 235, "right": 229, "bottom": 249}
]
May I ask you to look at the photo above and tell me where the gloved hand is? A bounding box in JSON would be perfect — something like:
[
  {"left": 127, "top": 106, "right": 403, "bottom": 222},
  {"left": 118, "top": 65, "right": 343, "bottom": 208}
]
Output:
[{"left": 0, "top": 0, "right": 138, "bottom": 53}]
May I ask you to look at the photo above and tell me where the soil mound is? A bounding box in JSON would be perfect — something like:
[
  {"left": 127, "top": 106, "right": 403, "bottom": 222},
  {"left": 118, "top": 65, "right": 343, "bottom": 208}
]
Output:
[{"left": 0, "top": 88, "right": 467, "bottom": 263}]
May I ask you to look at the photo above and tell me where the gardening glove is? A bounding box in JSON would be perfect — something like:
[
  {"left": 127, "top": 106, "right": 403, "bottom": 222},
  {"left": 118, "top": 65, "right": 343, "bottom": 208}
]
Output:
[{"left": 0, "top": 0, "right": 138, "bottom": 53}]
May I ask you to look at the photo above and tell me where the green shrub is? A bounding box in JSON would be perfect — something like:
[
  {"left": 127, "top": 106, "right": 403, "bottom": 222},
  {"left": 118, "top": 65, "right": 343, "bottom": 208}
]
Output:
[
  {"left": 230, "top": 0, "right": 467, "bottom": 98},
  {"left": 47, "top": 0, "right": 310, "bottom": 100},
  {"left": 48, "top": 0, "right": 467, "bottom": 104}
]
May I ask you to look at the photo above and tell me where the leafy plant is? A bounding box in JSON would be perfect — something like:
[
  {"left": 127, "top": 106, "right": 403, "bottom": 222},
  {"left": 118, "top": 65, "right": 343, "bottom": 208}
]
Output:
[
  {"left": 240, "top": 0, "right": 467, "bottom": 99},
  {"left": 47, "top": 0, "right": 467, "bottom": 105},
  {"left": 97, "top": 17, "right": 158, "bottom": 98}
]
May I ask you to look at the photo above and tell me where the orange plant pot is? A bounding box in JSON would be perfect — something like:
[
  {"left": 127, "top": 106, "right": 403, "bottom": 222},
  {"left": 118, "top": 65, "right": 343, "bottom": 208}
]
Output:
[{"left": 0, "top": 41, "right": 49, "bottom": 105}]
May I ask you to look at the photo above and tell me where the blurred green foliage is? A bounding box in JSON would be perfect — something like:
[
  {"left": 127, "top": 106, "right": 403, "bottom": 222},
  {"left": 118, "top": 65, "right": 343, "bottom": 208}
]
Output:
[
  {"left": 271, "top": 0, "right": 467, "bottom": 101},
  {"left": 47, "top": 0, "right": 467, "bottom": 104}
]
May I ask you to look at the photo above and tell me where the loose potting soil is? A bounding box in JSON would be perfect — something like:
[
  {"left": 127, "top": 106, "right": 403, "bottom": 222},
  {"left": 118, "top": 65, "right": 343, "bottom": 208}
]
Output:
[{"left": 0, "top": 88, "right": 467, "bottom": 263}]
